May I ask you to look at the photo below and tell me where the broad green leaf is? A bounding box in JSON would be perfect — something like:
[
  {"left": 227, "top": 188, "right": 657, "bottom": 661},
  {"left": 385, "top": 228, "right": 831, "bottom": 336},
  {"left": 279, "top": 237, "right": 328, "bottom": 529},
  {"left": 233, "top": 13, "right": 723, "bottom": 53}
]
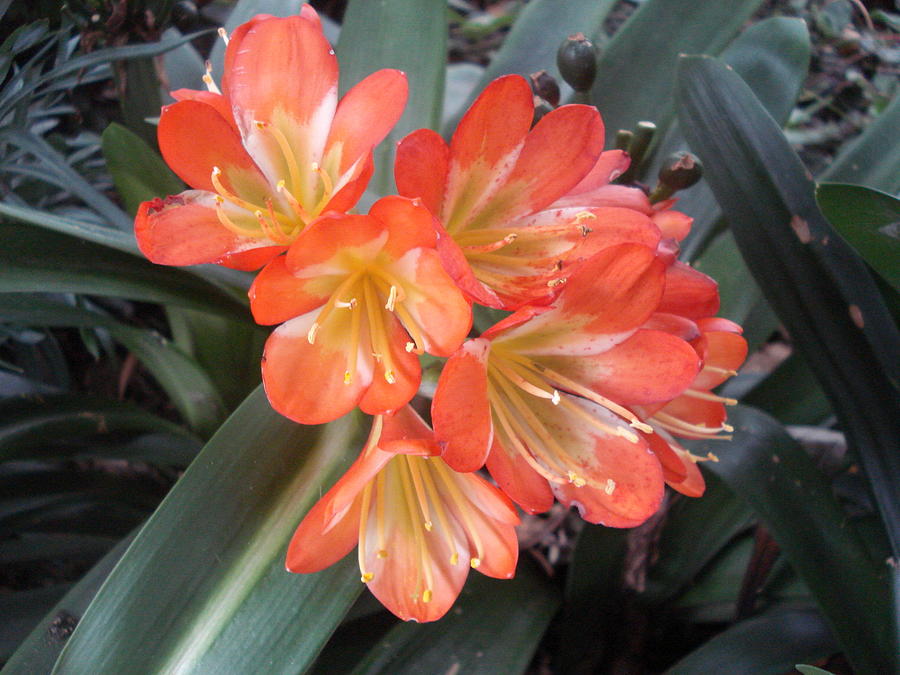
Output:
[
  {"left": 348, "top": 560, "right": 560, "bottom": 675},
  {"left": 664, "top": 608, "right": 836, "bottom": 675},
  {"left": 0, "top": 224, "right": 248, "bottom": 318},
  {"left": 101, "top": 123, "right": 184, "bottom": 216},
  {"left": 691, "top": 406, "right": 895, "bottom": 675},
  {"left": 166, "top": 307, "right": 265, "bottom": 411},
  {"left": 1, "top": 534, "right": 134, "bottom": 675},
  {"left": 664, "top": 16, "right": 811, "bottom": 260},
  {"left": 0, "top": 294, "right": 226, "bottom": 436},
  {"left": 643, "top": 472, "right": 754, "bottom": 604},
  {"left": 116, "top": 57, "right": 162, "bottom": 147},
  {"left": 693, "top": 230, "right": 778, "bottom": 352},
  {"left": 557, "top": 525, "right": 627, "bottom": 673},
  {"left": 338, "top": 0, "right": 446, "bottom": 196},
  {"left": 590, "top": 0, "right": 764, "bottom": 146},
  {"left": 0, "top": 394, "right": 197, "bottom": 462},
  {"left": 0, "top": 585, "right": 71, "bottom": 663},
  {"left": 0, "top": 202, "right": 137, "bottom": 255},
  {"left": 741, "top": 353, "right": 831, "bottom": 426},
  {"left": 676, "top": 55, "right": 900, "bottom": 565},
  {"left": 52, "top": 390, "right": 365, "bottom": 674},
  {"left": 816, "top": 183, "right": 900, "bottom": 293},
  {"left": 821, "top": 93, "right": 900, "bottom": 193},
  {"left": 795, "top": 666, "right": 837, "bottom": 675},
  {"left": 444, "top": 0, "right": 616, "bottom": 133},
  {"left": 671, "top": 536, "right": 754, "bottom": 623}
]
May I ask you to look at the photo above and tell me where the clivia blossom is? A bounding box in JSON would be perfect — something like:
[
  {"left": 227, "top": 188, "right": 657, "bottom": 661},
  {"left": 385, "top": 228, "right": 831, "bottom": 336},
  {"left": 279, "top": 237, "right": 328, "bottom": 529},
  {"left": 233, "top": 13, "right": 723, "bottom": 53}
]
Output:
[
  {"left": 287, "top": 406, "right": 519, "bottom": 622},
  {"left": 250, "top": 196, "right": 471, "bottom": 425},
  {"left": 432, "top": 243, "right": 701, "bottom": 527},
  {"left": 136, "top": 8, "right": 408, "bottom": 270}
]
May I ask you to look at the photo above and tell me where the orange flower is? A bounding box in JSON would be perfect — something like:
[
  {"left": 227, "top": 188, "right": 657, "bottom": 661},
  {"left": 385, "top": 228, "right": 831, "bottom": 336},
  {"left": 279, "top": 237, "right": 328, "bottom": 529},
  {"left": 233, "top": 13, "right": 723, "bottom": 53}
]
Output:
[
  {"left": 135, "top": 8, "right": 407, "bottom": 270},
  {"left": 637, "top": 316, "right": 748, "bottom": 497},
  {"left": 250, "top": 196, "right": 471, "bottom": 425},
  {"left": 432, "top": 244, "right": 701, "bottom": 527},
  {"left": 395, "top": 75, "right": 622, "bottom": 309},
  {"left": 286, "top": 407, "right": 519, "bottom": 622}
]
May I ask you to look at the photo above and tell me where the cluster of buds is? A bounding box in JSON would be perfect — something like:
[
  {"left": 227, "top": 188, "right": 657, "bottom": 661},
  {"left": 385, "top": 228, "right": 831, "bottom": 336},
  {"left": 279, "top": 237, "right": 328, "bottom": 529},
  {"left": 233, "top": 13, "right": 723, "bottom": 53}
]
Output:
[{"left": 135, "top": 10, "right": 746, "bottom": 622}]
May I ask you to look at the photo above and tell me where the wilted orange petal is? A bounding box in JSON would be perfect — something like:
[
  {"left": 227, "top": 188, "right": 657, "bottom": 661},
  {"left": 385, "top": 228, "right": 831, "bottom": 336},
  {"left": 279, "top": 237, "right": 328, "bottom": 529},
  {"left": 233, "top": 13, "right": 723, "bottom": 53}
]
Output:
[{"left": 136, "top": 192, "right": 261, "bottom": 266}]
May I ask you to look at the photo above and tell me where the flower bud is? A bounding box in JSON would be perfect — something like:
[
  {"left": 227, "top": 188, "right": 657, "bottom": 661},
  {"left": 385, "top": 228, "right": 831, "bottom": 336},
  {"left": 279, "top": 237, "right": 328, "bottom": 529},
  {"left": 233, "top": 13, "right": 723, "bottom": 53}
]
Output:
[
  {"left": 529, "top": 70, "right": 560, "bottom": 108},
  {"left": 658, "top": 152, "right": 703, "bottom": 191},
  {"left": 557, "top": 33, "right": 597, "bottom": 93},
  {"left": 532, "top": 95, "right": 554, "bottom": 126},
  {"left": 618, "top": 121, "right": 656, "bottom": 184}
]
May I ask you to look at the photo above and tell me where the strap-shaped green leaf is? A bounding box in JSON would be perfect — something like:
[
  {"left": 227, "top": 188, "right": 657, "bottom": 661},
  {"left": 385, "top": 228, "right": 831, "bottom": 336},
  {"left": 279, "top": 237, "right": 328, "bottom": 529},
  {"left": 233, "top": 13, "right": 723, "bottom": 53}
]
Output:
[
  {"left": 50, "top": 390, "right": 366, "bottom": 674},
  {"left": 675, "top": 55, "right": 900, "bottom": 563},
  {"left": 664, "top": 607, "right": 836, "bottom": 675},
  {"left": 590, "top": 0, "right": 764, "bottom": 145},
  {"left": 347, "top": 560, "right": 560, "bottom": 675},
  {"left": 691, "top": 406, "right": 895, "bottom": 675},
  {"left": 0, "top": 224, "right": 248, "bottom": 318},
  {"left": 338, "top": 0, "right": 447, "bottom": 196}
]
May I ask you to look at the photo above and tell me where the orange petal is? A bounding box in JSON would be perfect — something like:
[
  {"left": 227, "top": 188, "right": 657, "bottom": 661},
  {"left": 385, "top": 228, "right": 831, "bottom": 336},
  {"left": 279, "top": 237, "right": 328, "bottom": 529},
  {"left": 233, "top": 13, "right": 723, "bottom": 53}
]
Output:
[
  {"left": 392, "top": 248, "right": 472, "bottom": 356},
  {"left": 286, "top": 496, "right": 361, "bottom": 573},
  {"left": 553, "top": 183, "right": 653, "bottom": 213},
  {"left": 566, "top": 207, "right": 662, "bottom": 261},
  {"left": 285, "top": 213, "right": 385, "bottom": 273},
  {"left": 326, "top": 69, "right": 408, "bottom": 177},
  {"left": 660, "top": 396, "right": 727, "bottom": 436},
  {"left": 227, "top": 15, "right": 338, "bottom": 136},
  {"left": 325, "top": 152, "right": 374, "bottom": 214},
  {"left": 442, "top": 75, "right": 533, "bottom": 231},
  {"left": 643, "top": 312, "right": 701, "bottom": 341},
  {"left": 158, "top": 99, "right": 267, "bottom": 194},
  {"left": 358, "top": 312, "right": 421, "bottom": 416},
  {"left": 170, "top": 89, "right": 237, "bottom": 134},
  {"left": 539, "top": 330, "right": 700, "bottom": 406},
  {"left": 693, "top": 330, "right": 748, "bottom": 390},
  {"left": 218, "top": 246, "right": 284, "bottom": 271},
  {"left": 136, "top": 192, "right": 266, "bottom": 266},
  {"left": 370, "top": 196, "right": 438, "bottom": 259},
  {"left": 652, "top": 209, "right": 693, "bottom": 241},
  {"left": 432, "top": 339, "right": 493, "bottom": 472},
  {"left": 566, "top": 149, "right": 630, "bottom": 195},
  {"left": 470, "top": 104, "right": 604, "bottom": 229},
  {"left": 485, "top": 437, "right": 555, "bottom": 515},
  {"left": 659, "top": 261, "right": 720, "bottom": 319},
  {"left": 434, "top": 231, "right": 504, "bottom": 308},
  {"left": 249, "top": 254, "right": 332, "bottom": 325},
  {"left": 262, "top": 310, "right": 370, "bottom": 425},
  {"left": 395, "top": 128, "right": 450, "bottom": 216}
]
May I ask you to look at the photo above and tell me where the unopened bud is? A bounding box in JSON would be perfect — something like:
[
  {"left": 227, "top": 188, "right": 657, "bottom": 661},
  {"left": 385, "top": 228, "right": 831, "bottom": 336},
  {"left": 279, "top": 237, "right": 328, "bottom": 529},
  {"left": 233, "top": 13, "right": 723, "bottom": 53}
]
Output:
[
  {"left": 651, "top": 152, "right": 703, "bottom": 202},
  {"left": 532, "top": 96, "right": 554, "bottom": 126},
  {"left": 529, "top": 70, "right": 560, "bottom": 108},
  {"left": 618, "top": 121, "right": 656, "bottom": 184},
  {"left": 658, "top": 152, "right": 703, "bottom": 191},
  {"left": 557, "top": 33, "right": 597, "bottom": 93},
  {"left": 614, "top": 129, "right": 633, "bottom": 151}
]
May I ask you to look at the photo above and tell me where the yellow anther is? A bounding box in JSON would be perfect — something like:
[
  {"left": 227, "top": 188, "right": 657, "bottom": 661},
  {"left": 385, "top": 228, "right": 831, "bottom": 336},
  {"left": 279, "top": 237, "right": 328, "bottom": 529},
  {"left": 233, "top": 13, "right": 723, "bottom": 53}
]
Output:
[
  {"left": 604, "top": 478, "right": 616, "bottom": 495},
  {"left": 361, "top": 572, "right": 374, "bottom": 583},
  {"left": 422, "top": 589, "right": 433, "bottom": 603},
  {"left": 405, "top": 342, "right": 415, "bottom": 353},
  {"left": 423, "top": 521, "right": 433, "bottom": 531},
  {"left": 450, "top": 553, "right": 459, "bottom": 565},
  {"left": 470, "top": 558, "right": 481, "bottom": 569},
  {"left": 567, "top": 471, "right": 586, "bottom": 488},
  {"left": 385, "top": 285, "right": 398, "bottom": 312},
  {"left": 551, "top": 390, "right": 561, "bottom": 405},
  {"left": 376, "top": 550, "right": 388, "bottom": 559},
  {"left": 385, "top": 370, "right": 396, "bottom": 384},
  {"left": 630, "top": 420, "right": 654, "bottom": 434},
  {"left": 217, "top": 27, "right": 229, "bottom": 45},
  {"left": 343, "top": 371, "right": 352, "bottom": 385},
  {"left": 547, "top": 278, "right": 567, "bottom": 288},
  {"left": 202, "top": 60, "right": 221, "bottom": 94},
  {"left": 723, "top": 424, "right": 734, "bottom": 433}
]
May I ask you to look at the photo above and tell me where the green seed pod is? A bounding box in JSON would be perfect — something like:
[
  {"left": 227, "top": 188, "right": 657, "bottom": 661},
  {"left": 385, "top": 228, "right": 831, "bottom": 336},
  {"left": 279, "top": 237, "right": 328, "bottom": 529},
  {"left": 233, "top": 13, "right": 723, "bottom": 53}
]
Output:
[{"left": 557, "top": 33, "right": 597, "bottom": 93}]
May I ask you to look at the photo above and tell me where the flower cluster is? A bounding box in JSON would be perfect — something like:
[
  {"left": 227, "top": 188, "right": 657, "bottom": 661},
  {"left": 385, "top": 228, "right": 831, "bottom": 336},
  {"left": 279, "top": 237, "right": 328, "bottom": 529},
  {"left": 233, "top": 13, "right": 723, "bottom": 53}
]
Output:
[{"left": 136, "top": 10, "right": 746, "bottom": 622}]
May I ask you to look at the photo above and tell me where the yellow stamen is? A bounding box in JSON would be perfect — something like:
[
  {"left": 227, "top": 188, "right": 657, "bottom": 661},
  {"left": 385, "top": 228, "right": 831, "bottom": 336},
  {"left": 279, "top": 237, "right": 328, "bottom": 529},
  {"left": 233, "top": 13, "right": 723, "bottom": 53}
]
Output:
[
  {"left": 363, "top": 278, "right": 397, "bottom": 384},
  {"left": 358, "top": 482, "right": 374, "bottom": 583},
  {"left": 417, "top": 462, "right": 462, "bottom": 566},
  {"left": 202, "top": 60, "right": 221, "bottom": 94},
  {"left": 344, "top": 294, "right": 362, "bottom": 385},
  {"left": 406, "top": 458, "right": 433, "bottom": 531},
  {"left": 682, "top": 388, "right": 738, "bottom": 405},
  {"left": 460, "top": 233, "right": 518, "bottom": 254},
  {"left": 385, "top": 285, "right": 398, "bottom": 312},
  {"left": 213, "top": 197, "right": 262, "bottom": 238},
  {"left": 256, "top": 121, "right": 304, "bottom": 201},
  {"left": 398, "top": 457, "right": 434, "bottom": 604},
  {"left": 432, "top": 461, "right": 485, "bottom": 567},
  {"left": 310, "top": 162, "right": 335, "bottom": 215},
  {"left": 216, "top": 27, "right": 229, "bottom": 45}
]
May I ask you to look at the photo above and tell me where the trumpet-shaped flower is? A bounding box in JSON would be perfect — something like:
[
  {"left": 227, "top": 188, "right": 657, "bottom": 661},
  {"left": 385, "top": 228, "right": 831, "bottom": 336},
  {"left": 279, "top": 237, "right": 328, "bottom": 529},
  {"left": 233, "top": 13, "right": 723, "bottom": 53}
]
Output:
[
  {"left": 136, "top": 9, "right": 408, "bottom": 270},
  {"left": 287, "top": 407, "right": 519, "bottom": 622},
  {"left": 395, "top": 75, "right": 629, "bottom": 309},
  {"left": 432, "top": 243, "right": 701, "bottom": 526},
  {"left": 250, "top": 196, "right": 471, "bottom": 424},
  {"left": 637, "top": 316, "right": 748, "bottom": 496}
]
